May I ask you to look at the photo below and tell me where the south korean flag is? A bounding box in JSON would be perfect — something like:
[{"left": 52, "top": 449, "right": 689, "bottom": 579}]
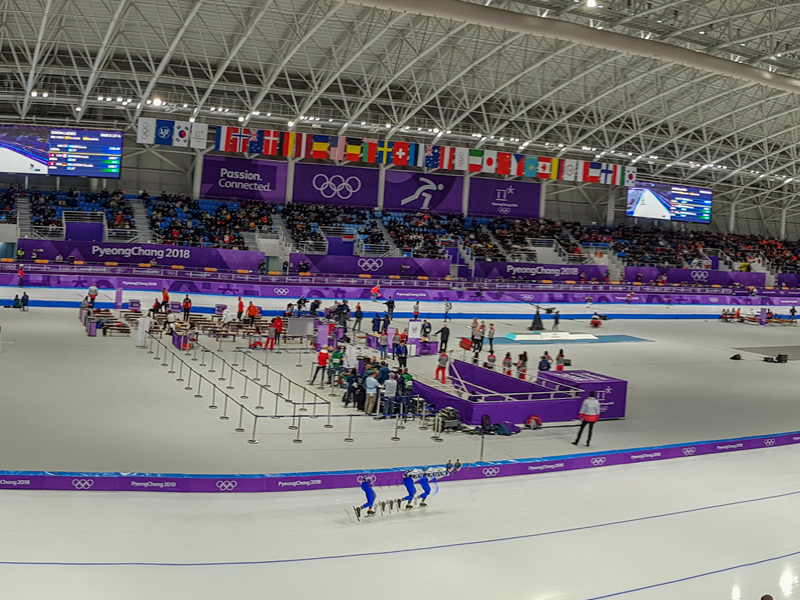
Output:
[{"left": 173, "top": 121, "right": 191, "bottom": 147}]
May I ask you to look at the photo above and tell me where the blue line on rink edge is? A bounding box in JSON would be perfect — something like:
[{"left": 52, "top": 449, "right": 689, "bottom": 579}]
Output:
[
  {"left": 0, "top": 486, "right": 796, "bottom": 570},
  {"left": 0, "top": 429, "right": 797, "bottom": 493}
]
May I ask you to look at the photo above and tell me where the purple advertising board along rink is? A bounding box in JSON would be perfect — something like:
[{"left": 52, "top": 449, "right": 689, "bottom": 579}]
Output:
[
  {"left": 384, "top": 171, "right": 463, "bottom": 213},
  {"left": 468, "top": 177, "right": 540, "bottom": 218},
  {"left": 293, "top": 163, "right": 379, "bottom": 208},
  {"left": 200, "top": 155, "right": 287, "bottom": 201},
  {"left": 18, "top": 239, "right": 265, "bottom": 271},
  {"left": 290, "top": 253, "right": 450, "bottom": 278},
  {"left": 624, "top": 266, "right": 766, "bottom": 287},
  {"left": 475, "top": 261, "right": 607, "bottom": 282}
]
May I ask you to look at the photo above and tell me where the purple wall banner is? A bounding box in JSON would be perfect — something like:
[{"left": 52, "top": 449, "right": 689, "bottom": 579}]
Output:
[
  {"left": 475, "top": 261, "right": 607, "bottom": 282},
  {"left": 293, "top": 163, "right": 379, "bottom": 208},
  {"left": 468, "top": 178, "right": 540, "bottom": 218},
  {"left": 290, "top": 253, "right": 450, "bottom": 278},
  {"left": 65, "top": 222, "right": 104, "bottom": 242},
  {"left": 624, "top": 266, "right": 766, "bottom": 287},
  {"left": 18, "top": 239, "right": 265, "bottom": 271},
  {"left": 201, "top": 156, "right": 287, "bottom": 201},
  {"left": 777, "top": 274, "right": 800, "bottom": 287},
  {"left": 384, "top": 171, "right": 463, "bottom": 213}
]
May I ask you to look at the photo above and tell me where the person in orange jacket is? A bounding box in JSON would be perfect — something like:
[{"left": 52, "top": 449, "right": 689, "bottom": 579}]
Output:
[
  {"left": 245, "top": 302, "right": 259, "bottom": 326},
  {"left": 161, "top": 288, "right": 170, "bottom": 311},
  {"left": 237, "top": 296, "right": 245, "bottom": 321}
]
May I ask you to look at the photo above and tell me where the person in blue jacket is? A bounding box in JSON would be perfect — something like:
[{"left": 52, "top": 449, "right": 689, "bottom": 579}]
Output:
[
  {"left": 416, "top": 474, "right": 432, "bottom": 507},
  {"left": 355, "top": 478, "right": 376, "bottom": 519},
  {"left": 371, "top": 313, "right": 382, "bottom": 333},
  {"left": 400, "top": 471, "right": 418, "bottom": 509}
]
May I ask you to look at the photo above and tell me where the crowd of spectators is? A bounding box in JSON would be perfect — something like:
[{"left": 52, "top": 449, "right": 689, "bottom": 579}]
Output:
[
  {"left": 383, "top": 212, "right": 466, "bottom": 258},
  {"left": 280, "top": 203, "right": 376, "bottom": 244},
  {"left": 489, "top": 218, "right": 583, "bottom": 258},
  {"left": 31, "top": 188, "right": 135, "bottom": 230},
  {"left": 0, "top": 185, "right": 20, "bottom": 222},
  {"left": 144, "top": 191, "right": 274, "bottom": 250}
]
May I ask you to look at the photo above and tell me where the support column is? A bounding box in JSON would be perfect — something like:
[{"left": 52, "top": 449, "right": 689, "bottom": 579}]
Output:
[
  {"left": 728, "top": 201, "right": 738, "bottom": 233},
  {"left": 285, "top": 158, "right": 296, "bottom": 203},
  {"left": 462, "top": 173, "right": 471, "bottom": 217},
  {"left": 539, "top": 181, "right": 547, "bottom": 219},
  {"left": 780, "top": 206, "right": 788, "bottom": 239},
  {"left": 192, "top": 151, "right": 203, "bottom": 199},
  {"left": 606, "top": 187, "right": 615, "bottom": 226},
  {"left": 377, "top": 164, "right": 386, "bottom": 209}
]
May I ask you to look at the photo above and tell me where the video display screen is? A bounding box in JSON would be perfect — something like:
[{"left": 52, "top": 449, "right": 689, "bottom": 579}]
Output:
[
  {"left": 626, "top": 181, "right": 712, "bottom": 223},
  {"left": 0, "top": 125, "right": 123, "bottom": 178}
]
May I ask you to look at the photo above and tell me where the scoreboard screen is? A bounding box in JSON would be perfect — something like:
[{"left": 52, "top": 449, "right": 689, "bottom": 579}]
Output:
[
  {"left": 0, "top": 124, "right": 123, "bottom": 178},
  {"left": 626, "top": 181, "right": 712, "bottom": 224}
]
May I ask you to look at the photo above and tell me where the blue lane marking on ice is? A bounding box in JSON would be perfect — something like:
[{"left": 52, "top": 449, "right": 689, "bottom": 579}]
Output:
[
  {"left": 0, "top": 487, "right": 797, "bottom": 568},
  {"left": 582, "top": 548, "right": 800, "bottom": 599},
  {"left": 495, "top": 334, "right": 651, "bottom": 345}
]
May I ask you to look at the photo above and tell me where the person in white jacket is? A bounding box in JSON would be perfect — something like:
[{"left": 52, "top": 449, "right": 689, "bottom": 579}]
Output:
[{"left": 572, "top": 392, "right": 601, "bottom": 447}]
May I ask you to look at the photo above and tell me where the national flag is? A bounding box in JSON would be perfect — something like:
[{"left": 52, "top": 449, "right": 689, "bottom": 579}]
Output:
[
  {"left": 278, "top": 132, "right": 296, "bottom": 156},
  {"left": 468, "top": 149, "right": 483, "bottom": 172},
  {"left": 511, "top": 154, "right": 526, "bottom": 176},
  {"left": 328, "top": 136, "right": 346, "bottom": 160},
  {"left": 496, "top": 152, "right": 512, "bottom": 175},
  {"left": 247, "top": 129, "right": 264, "bottom": 154},
  {"left": 312, "top": 135, "right": 330, "bottom": 159},
  {"left": 580, "top": 161, "right": 602, "bottom": 183},
  {"left": 346, "top": 138, "right": 363, "bottom": 161},
  {"left": 454, "top": 147, "right": 469, "bottom": 171},
  {"left": 482, "top": 150, "right": 497, "bottom": 174},
  {"left": 523, "top": 156, "right": 538, "bottom": 178},
  {"left": 263, "top": 130, "right": 280, "bottom": 155},
  {"left": 624, "top": 166, "right": 637, "bottom": 186},
  {"left": 294, "top": 133, "right": 313, "bottom": 158},
  {"left": 216, "top": 126, "right": 249, "bottom": 152},
  {"left": 377, "top": 140, "right": 394, "bottom": 164},
  {"left": 548, "top": 158, "right": 560, "bottom": 179},
  {"left": 537, "top": 156, "right": 553, "bottom": 178},
  {"left": 439, "top": 146, "right": 456, "bottom": 170},
  {"left": 607, "top": 164, "right": 624, "bottom": 185},
  {"left": 172, "top": 121, "right": 191, "bottom": 147},
  {"left": 136, "top": 117, "right": 156, "bottom": 144},
  {"left": 361, "top": 139, "right": 378, "bottom": 163},
  {"left": 154, "top": 119, "right": 175, "bottom": 146},
  {"left": 424, "top": 145, "right": 441, "bottom": 168},
  {"left": 599, "top": 163, "right": 615, "bottom": 185},
  {"left": 393, "top": 141, "right": 411, "bottom": 166},
  {"left": 407, "top": 143, "right": 420, "bottom": 167},
  {"left": 189, "top": 122, "right": 208, "bottom": 150},
  {"left": 560, "top": 159, "right": 578, "bottom": 181}
]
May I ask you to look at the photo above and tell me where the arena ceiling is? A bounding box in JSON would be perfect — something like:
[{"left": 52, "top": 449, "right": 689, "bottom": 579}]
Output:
[{"left": 4, "top": 0, "right": 800, "bottom": 229}]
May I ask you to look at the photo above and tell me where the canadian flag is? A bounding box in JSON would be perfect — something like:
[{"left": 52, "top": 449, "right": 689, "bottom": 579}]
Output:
[{"left": 537, "top": 157, "right": 553, "bottom": 178}]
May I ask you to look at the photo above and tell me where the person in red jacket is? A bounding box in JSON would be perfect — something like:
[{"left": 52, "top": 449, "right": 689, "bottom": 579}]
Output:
[
  {"left": 310, "top": 345, "right": 330, "bottom": 385},
  {"left": 273, "top": 316, "right": 284, "bottom": 347},
  {"left": 181, "top": 295, "right": 192, "bottom": 321},
  {"left": 237, "top": 296, "right": 244, "bottom": 321}
]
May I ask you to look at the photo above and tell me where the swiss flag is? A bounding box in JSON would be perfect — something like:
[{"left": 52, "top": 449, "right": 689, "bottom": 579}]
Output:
[
  {"left": 496, "top": 152, "right": 511, "bottom": 175},
  {"left": 393, "top": 141, "right": 410, "bottom": 166}
]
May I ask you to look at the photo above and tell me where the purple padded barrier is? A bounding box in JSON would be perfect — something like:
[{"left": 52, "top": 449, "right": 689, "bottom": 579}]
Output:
[
  {"left": 624, "top": 266, "right": 766, "bottom": 287},
  {"left": 17, "top": 239, "right": 265, "bottom": 271},
  {"left": 290, "top": 253, "right": 451, "bottom": 278},
  {"left": 474, "top": 262, "right": 607, "bottom": 281},
  {"left": 0, "top": 431, "right": 797, "bottom": 493}
]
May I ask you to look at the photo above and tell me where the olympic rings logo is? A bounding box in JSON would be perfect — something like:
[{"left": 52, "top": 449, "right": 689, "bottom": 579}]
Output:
[
  {"left": 690, "top": 270, "right": 709, "bottom": 282},
  {"left": 709, "top": 297, "right": 719, "bottom": 303},
  {"left": 482, "top": 467, "right": 500, "bottom": 477},
  {"left": 357, "top": 258, "right": 384, "bottom": 272},
  {"left": 72, "top": 478, "right": 95, "bottom": 490},
  {"left": 764, "top": 438, "right": 776, "bottom": 447},
  {"left": 312, "top": 174, "right": 362, "bottom": 200},
  {"left": 682, "top": 447, "right": 696, "bottom": 456},
  {"left": 357, "top": 475, "right": 377, "bottom": 484},
  {"left": 216, "top": 480, "right": 238, "bottom": 491},
  {"left": 498, "top": 207, "right": 512, "bottom": 215},
  {"left": 589, "top": 457, "right": 606, "bottom": 466},
  {"left": 521, "top": 294, "right": 535, "bottom": 301},
  {"left": 274, "top": 288, "right": 290, "bottom": 296}
]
